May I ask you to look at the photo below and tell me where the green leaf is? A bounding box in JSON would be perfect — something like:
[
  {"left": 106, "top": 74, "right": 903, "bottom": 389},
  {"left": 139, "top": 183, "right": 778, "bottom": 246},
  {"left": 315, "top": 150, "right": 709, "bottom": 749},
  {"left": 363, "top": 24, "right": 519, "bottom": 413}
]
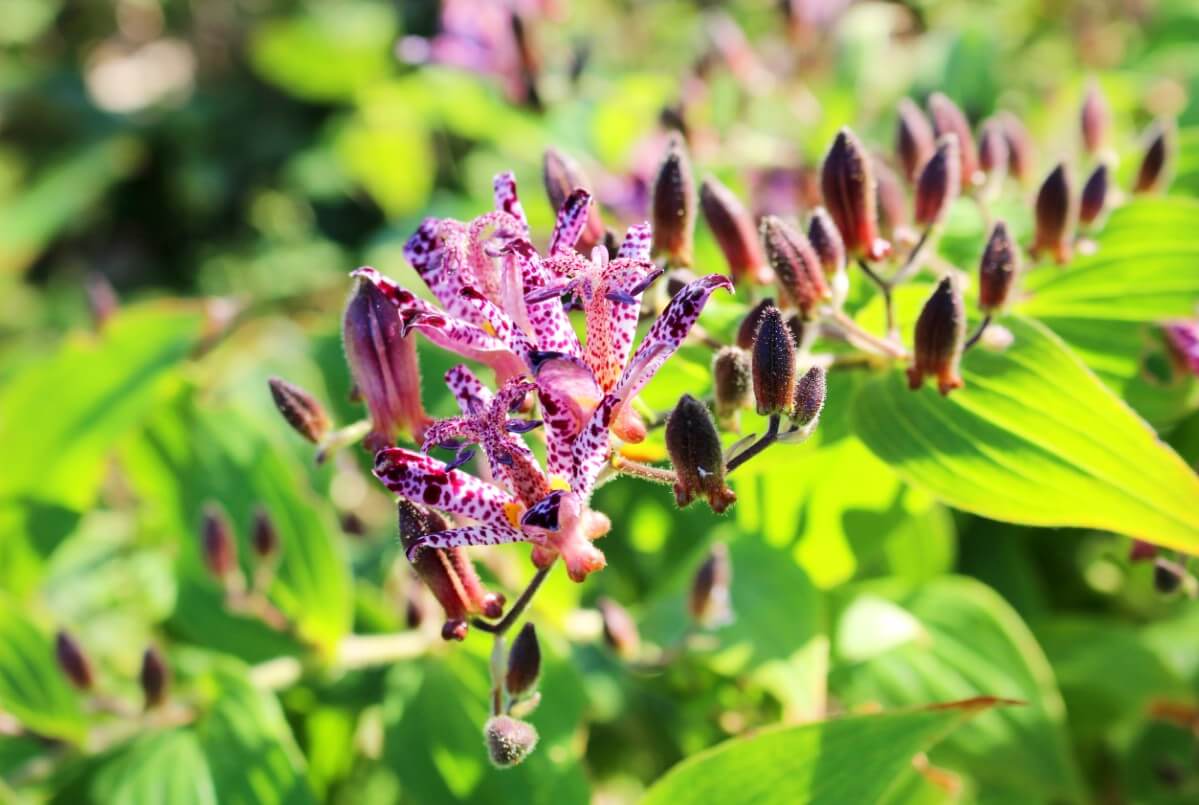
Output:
[
  {"left": 0, "top": 596, "right": 87, "bottom": 743},
  {"left": 92, "top": 731, "right": 217, "bottom": 805},
  {"left": 1172, "top": 128, "right": 1199, "bottom": 198},
  {"left": 851, "top": 316, "right": 1199, "bottom": 552},
  {"left": 640, "top": 699, "right": 1001, "bottom": 805}
]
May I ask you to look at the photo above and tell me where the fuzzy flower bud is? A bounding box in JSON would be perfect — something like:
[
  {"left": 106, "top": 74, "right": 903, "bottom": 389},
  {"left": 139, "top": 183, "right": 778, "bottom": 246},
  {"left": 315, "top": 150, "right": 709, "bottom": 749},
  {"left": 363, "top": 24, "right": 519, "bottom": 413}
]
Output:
[
  {"left": 914, "top": 134, "right": 961, "bottom": 227},
  {"left": 251, "top": 506, "right": 279, "bottom": 560},
  {"left": 977, "top": 120, "right": 1009, "bottom": 179},
  {"left": 791, "top": 365, "right": 827, "bottom": 427},
  {"left": 997, "top": 112, "right": 1034, "bottom": 184},
  {"left": 1079, "top": 163, "right": 1109, "bottom": 227},
  {"left": 712, "top": 347, "right": 753, "bottom": 425},
  {"left": 689, "top": 543, "right": 733, "bottom": 628},
  {"left": 737, "top": 298, "right": 775, "bottom": 350},
  {"left": 978, "top": 221, "right": 1019, "bottom": 314},
  {"left": 506, "top": 622, "right": 541, "bottom": 698},
  {"left": 268, "top": 376, "right": 330, "bottom": 445},
  {"left": 1134, "top": 123, "right": 1169, "bottom": 194},
  {"left": 598, "top": 597, "right": 640, "bottom": 659},
  {"left": 895, "top": 98, "right": 935, "bottom": 182},
  {"left": 1032, "top": 163, "right": 1075, "bottom": 264},
  {"left": 55, "top": 630, "right": 94, "bottom": 690},
  {"left": 700, "top": 176, "right": 770, "bottom": 285},
  {"left": 343, "top": 277, "right": 428, "bottom": 450},
  {"left": 1080, "top": 81, "right": 1110, "bottom": 155},
  {"left": 666, "top": 394, "right": 736, "bottom": 513},
  {"left": 543, "top": 147, "right": 605, "bottom": 253},
  {"left": 140, "top": 646, "right": 169, "bottom": 710},
  {"left": 651, "top": 133, "right": 697, "bottom": 265},
  {"left": 928, "top": 93, "right": 979, "bottom": 186},
  {"left": 807, "top": 207, "right": 846, "bottom": 278},
  {"left": 484, "top": 715, "right": 539, "bottom": 768},
  {"left": 201, "top": 503, "right": 237, "bottom": 581},
  {"left": 821, "top": 127, "right": 890, "bottom": 261},
  {"left": 751, "top": 305, "right": 797, "bottom": 415},
  {"left": 761, "top": 215, "right": 830, "bottom": 319},
  {"left": 907, "top": 276, "right": 966, "bottom": 395},
  {"left": 873, "top": 158, "right": 907, "bottom": 242}
]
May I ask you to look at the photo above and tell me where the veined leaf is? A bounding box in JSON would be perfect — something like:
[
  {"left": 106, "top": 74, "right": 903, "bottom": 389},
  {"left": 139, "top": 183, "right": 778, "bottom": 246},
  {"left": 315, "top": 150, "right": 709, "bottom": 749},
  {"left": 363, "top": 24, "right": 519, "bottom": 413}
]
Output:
[
  {"left": 0, "top": 596, "right": 87, "bottom": 743},
  {"left": 851, "top": 316, "right": 1199, "bottom": 552}
]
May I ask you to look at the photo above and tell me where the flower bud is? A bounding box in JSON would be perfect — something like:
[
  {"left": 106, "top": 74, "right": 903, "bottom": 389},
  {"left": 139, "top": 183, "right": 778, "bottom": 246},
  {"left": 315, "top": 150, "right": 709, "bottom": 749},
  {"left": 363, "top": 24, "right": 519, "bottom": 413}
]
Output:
[
  {"left": 978, "top": 221, "right": 1019, "bottom": 314},
  {"left": 268, "top": 377, "right": 330, "bottom": 445},
  {"left": 791, "top": 365, "right": 827, "bottom": 427},
  {"left": 55, "top": 630, "right": 93, "bottom": 690},
  {"left": 1080, "top": 81, "right": 1109, "bottom": 155},
  {"left": 761, "top": 215, "right": 829, "bottom": 319},
  {"left": 689, "top": 543, "right": 733, "bottom": 627},
  {"left": 1165, "top": 321, "right": 1199, "bottom": 377},
  {"left": 1134, "top": 123, "right": 1169, "bottom": 194},
  {"left": 751, "top": 305, "right": 796, "bottom": 415},
  {"left": 1079, "top": 163, "right": 1109, "bottom": 227},
  {"left": 895, "top": 98, "right": 935, "bottom": 182},
  {"left": 505, "top": 622, "right": 541, "bottom": 697},
  {"left": 201, "top": 503, "right": 237, "bottom": 581},
  {"left": 251, "top": 506, "right": 279, "bottom": 560},
  {"left": 806, "top": 207, "right": 846, "bottom": 279},
  {"left": 821, "top": 127, "right": 890, "bottom": 260},
  {"left": 712, "top": 347, "right": 753, "bottom": 424},
  {"left": 598, "top": 597, "right": 640, "bottom": 659},
  {"left": 977, "top": 119, "right": 1009, "bottom": 180},
  {"left": 873, "top": 157, "right": 907, "bottom": 242},
  {"left": 651, "top": 133, "right": 697, "bottom": 265},
  {"left": 1154, "top": 557, "right": 1185, "bottom": 594},
  {"left": 737, "top": 298, "right": 775, "bottom": 350},
  {"left": 666, "top": 394, "right": 736, "bottom": 513},
  {"left": 1129, "top": 539, "right": 1158, "bottom": 562},
  {"left": 1032, "top": 163, "right": 1075, "bottom": 264},
  {"left": 484, "top": 715, "right": 539, "bottom": 768},
  {"left": 997, "top": 112, "right": 1034, "bottom": 184},
  {"left": 928, "top": 93, "right": 979, "bottom": 186},
  {"left": 140, "top": 646, "right": 169, "bottom": 710},
  {"left": 343, "top": 277, "right": 428, "bottom": 450},
  {"left": 85, "top": 273, "right": 119, "bottom": 331},
  {"left": 907, "top": 276, "right": 966, "bottom": 395},
  {"left": 914, "top": 135, "right": 961, "bottom": 227},
  {"left": 700, "top": 177, "right": 770, "bottom": 285},
  {"left": 543, "top": 147, "right": 604, "bottom": 253}
]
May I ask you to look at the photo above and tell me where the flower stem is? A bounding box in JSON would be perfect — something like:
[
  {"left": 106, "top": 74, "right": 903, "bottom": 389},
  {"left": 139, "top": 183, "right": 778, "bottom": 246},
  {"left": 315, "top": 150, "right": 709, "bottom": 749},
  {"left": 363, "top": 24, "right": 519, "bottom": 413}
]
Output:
[
  {"left": 829, "top": 310, "right": 909, "bottom": 360},
  {"left": 856, "top": 257, "right": 895, "bottom": 337},
  {"left": 963, "top": 314, "right": 992, "bottom": 351},
  {"left": 612, "top": 455, "right": 678, "bottom": 486},
  {"left": 472, "top": 563, "right": 554, "bottom": 636},
  {"left": 725, "top": 414, "right": 780, "bottom": 474}
]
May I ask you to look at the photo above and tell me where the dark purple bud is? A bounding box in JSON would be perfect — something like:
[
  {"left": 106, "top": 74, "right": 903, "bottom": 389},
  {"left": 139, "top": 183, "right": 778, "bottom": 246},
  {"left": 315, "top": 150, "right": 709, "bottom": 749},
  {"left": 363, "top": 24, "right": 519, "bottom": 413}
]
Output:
[
  {"left": 85, "top": 273, "right": 119, "bottom": 331},
  {"left": 689, "top": 543, "right": 733, "bottom": 627},
  {"left": 55, "top": 630, "right": 93, "bottom": 690},
  {"left": 997, "top": 112, "right": 1034, "bottom": 184},
  {"left": 201, "top": 503, "right": 237, "bottom": 580},
  {"left": 505, "top": 622, "right": 541, "bottom": 697},
  {"left": 760, "top": 215, "right": 830, "bottom": 320},
  {"left": 928, "top": 93, "right": 979, "bottom": 186},
  {"left": 712, "top": 347, "right": 752, "bottom": 422},
  {"left": 251, "top": 506, "right": 279, "bottom": 560},
  {"left": 873, "top": 157, "right": 908, "bottom": 241},
  {"left": 914, "top": 134, "right": 961, "bottom": 227},
  {"left": 140, "top": 646, "right": 169, "bottom": 710},
  {"left": 1129, "top": 539, "right": 1158, "bottom": 562},
  {"left": 268, "top": 377, "right": 330, "bottom": 445},
  {"left": 821, "top": 128, "right": 890, "bottom": 261},
  {"left": 1154, "top": 557, "right": 1185, "bottom": 594},
  {"left": 1134, "top": 122, "right": 1169, "bottom": 194},
  {"left": 807, "top": 207, "right": 846, "bottom": 279},
  {"left": 791, "top": 365, "right": 827, "bottom": 427},
  {"left": 907, "top": 276, "right": 966, "bottom": 395},
  {"left": 895, "top": 97, "right": 935, "bottom": 182},
  {"left": 737, "top": 298, "right": 775, "bottom": 350},
  {"left": 484, "top": 715, "right": 539, "bottom": 768},
  {"left": 543, "top": 147, "right": 604, "bottom": 252},
  {"left": 340, "top": 512, "right": 367, "bottom": 537},
  {"left": 977, "top": 120, "right": 1009, "bottom": 179},
  {"left": 700, "top": 176, "right": 770, "bottom": 285},
  {"left": 751, "top": 305, "right": 796, "bottom": 415},
  {"left": 651, "top": 133, "right": 697, "bottom": 266},
  {"left": 598, "top": 597, "right": 640, "bottom": 659},
  {"left": 978, "top": 221, "right": 1019, "bottom": 314},
  {"left": 1079, "top": 163, "right": 1109, "bottom": 227},
  {"left": 666, "top": 394, "right": 735, "bottom": 513},
  {"left": 1080, "top": 81, "right": 1110, "bottom": 155},
  {"left": 1032, "top": 163, "right": 1075, "bottom": 264}
]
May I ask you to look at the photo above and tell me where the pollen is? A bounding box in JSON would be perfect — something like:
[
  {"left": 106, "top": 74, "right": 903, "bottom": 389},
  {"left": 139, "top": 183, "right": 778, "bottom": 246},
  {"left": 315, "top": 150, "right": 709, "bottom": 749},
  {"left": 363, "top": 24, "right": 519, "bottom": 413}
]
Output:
[
  {"left": 483, "top": 321, "right": 498, "bottom": 337},
  {"left": 548, "top": 475, "right": 572, "bottom": 492},
  {"left": 504, "top": 502, "right": 525, "bottom": 528}
]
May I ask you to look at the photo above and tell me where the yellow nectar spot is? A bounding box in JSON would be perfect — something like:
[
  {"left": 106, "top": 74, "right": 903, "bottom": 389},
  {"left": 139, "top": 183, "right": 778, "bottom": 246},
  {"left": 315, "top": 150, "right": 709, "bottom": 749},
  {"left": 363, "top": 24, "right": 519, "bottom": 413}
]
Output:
[
  {"left": 548, "top": 475, "right": 572, "bottom": 492},
  {"left": 503, "top": 502, "right": 525, "bottom": 528},
  {"left": 482, "top": 322, "right": 497, "bottom": 337},
  {"left": 618, "top": 442, "right": 666, "bottom": 463}
]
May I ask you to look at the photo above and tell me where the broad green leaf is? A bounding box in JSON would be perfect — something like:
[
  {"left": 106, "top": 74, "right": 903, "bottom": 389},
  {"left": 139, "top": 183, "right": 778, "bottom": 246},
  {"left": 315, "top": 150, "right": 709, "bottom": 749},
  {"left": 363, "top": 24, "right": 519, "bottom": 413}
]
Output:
[
  {"left": 640, "top": 699, "right": 1001, "bottom": 805},
  {"left": 92, "top": 731, "right": 217, "bottom": 805},
  {"left": 833, "top": 577, "right": 1082, "bottom": 801},
  {"left": 0, "top": 596, "right": 87, "bottom": 743},
  {"left": 1172, "top": 128, "right": 1199, "bottom": 198},
  {"left": 851, "top": 316, "right": 1199, "bottom": 552}
]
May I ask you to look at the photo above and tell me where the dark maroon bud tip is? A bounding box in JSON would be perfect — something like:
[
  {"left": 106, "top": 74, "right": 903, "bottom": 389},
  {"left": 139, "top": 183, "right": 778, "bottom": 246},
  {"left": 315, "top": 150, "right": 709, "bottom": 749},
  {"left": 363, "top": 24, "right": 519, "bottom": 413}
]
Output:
[
  {"left": 1129, "top": 539, "right": 1158, "bottom": 562},
  {"left": 666, "top": 394, "right": 735, "bottom": 513},
  {"left": 1153, "top": 557, "right": 1185, "bottom": 594},
  {"left": 896, "top": 97, "right": 935, "bottom": 183},
  {"left": 484, "top": 715, "right": 539, "bottom": 768},
  {"left": 977, "top": 120, "right": 1009, "bottom": 179},
  {"left": 1080, "top": 81, "right": 1110, "bottom": 156},
  {"left": 998, "top": 111, "right": 1034, "bottom": 184},
  {"left": 737, "top": 298, "right": 776, "bottom": 350},
  {"left": 928, "top": 93, "right": 979, "bottom": 186},
  {"left": 598, "top": 597, "right": 640, "bottom": 659},
  {"left": 821, "top": 127, "right": 889, "bottom": 260},
  {"left": 751, "top": 305, "right": 797, "bottom": 415},
  {"left": 1134, "top": 123, "right": 1169, "bottom": 194},
  {"left": 55, "top": 630, "right": 94, "bottom": 690},
  {"left": 1079, "top": 163, "right": 1109, "bottom": 227},
  {"left": 251, "top": 506, "right": 279, "bottom": 560},
  {"left": 442, "top": 619, "right": 469, "bottom": 641},
  {"left": 506, "top": 622, "right": 542, "bottom": 697},
  {"left": 201, "top": 503, "right": 237, "bottom": 580},
  {"left": 791, "top": 366, "right": 827, "bottom": 427},
  {"left": 907, "top": 276, "right": 966, "bottom": 395},
  {"left": 1032, "top": 163, "right": 1075, "bottom": 264},
  {"left": 140, "top": 646, "right": 169, "bottom": 710},
  {"left": 700, "top": 176, "right": 769, "bottom": 285},
  {"left": 978, "top": 221, "right": 1019, "bottom": 314},
  {"left": 807, "top": 207, "right": 846, "bottom": 280},
  {"left": 712, "top": 347, "right": 753, "bottom": 421},
  {"left": 914, "top": 134, "right": 961, "bottom": 227},
  {"left": 873, "top": 158, "right": 907, "bottom": 241},
  {"left": 689, "top": 543, "right": 733, "bottom": 627},
  {"left": 651, "top": 133, "right": 697, "bottom": 265},
  {"left": 268, "top": 376, "right": 330, "bottom": 444},
  {"left": 761, "top": 215, "right": 830, "bottom": 319}
]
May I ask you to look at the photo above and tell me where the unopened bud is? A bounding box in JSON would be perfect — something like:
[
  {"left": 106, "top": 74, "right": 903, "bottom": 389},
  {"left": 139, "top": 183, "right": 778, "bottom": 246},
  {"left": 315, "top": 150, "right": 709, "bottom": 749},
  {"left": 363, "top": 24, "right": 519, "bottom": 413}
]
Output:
[
  {"left": 666, "top": 394, "right": 735, "bottom": 513},
  {"left": 737, "top": 298, "right": 775, "bottom": 350},
  {"left": 140, "top": 646, "right": 169, "bottom": 709},
  {"left": 712, "top": 347, "right": 753, "bottom": 424},
  {"left": 598, "top": 597, "right": 640, "bottom": 659},
  {"left": 1032, "top": 164, "right": 1075, "bottom": 264},
  {"left": 343, "top": 277, "right": 427, "bottom": 450},
  {"left": 1153, "top": 557, "right": 1185, "bottom": 594},
  {"left": 928, "top": 93, "right": 979, "bottom": 186},
  {"left": 268, "top": 377, "right": 330, "bottom": 445},
  {"left": 751, "top": 305, "right": 796, "bottom": 415},
  {"left": 807, "top": 207, "right": 846, "bottom": 279},
  {"left": 1129, "top": 539, "right": 1158, "bottom": 562},
  {"left": 761, "top": 216, "right": 829, "bottom": 319},
  {"left": 907, "top": 276, "right": 966, "bottom": 395},
  {"left": 1134, "top": 123, "right": 1169, "bottom": 194},
  {"left": 85, "top": 273, "right": 119, "bottom": 331},
  {"left": 978, "top": 221, "right": 1019, "bottom": 314},
  {"left": 821, "top": 127, "right": 890, "bottom": 261},
  {"left": 251, "top": 506, "right": 279, "bottom": 560},
  {"left": 873, "top": 158, "right": 908, "bottom": 241},
  {"left": 977, "top": 120, "right": 1009, "bottom": 179},
  {"left": 484, "top": 715, "right": 539, "bottom": 768},
  {"left": 1079, "top": 163, "right": 1109, "bottom": 227},
  {"left": 1080, "top": 81, "right": 1109, "bottom": 155},
  {"left": 55, "top": 630, "right": 93, "bottom": 690},
  {"left": 1165, "top": 321, "right": 1199, "bottom": 377},
  {"left": 201, "top": 503, "right": 237, "bottom": 580},
  {"left": 651, "top": 134, "right": 697, "bottom": 265},
  {"left": 791, "top": 365, "right": 827, "bottom": 427},
  {"left": 505, "top": 622, "right": 541, "bottom": 697},
  {"left": 997, "top": 112, "right": 1034, "bottom": 184},
  {"left": 543, "top": 147, "right": 604, "bottom": 253},
  {"left": 689, "top": 543, "right": 733, "bottom": 627},
  {"left": 914, "top": 135, "right": 961, "bottom": 227},
  {"left": 700, "top": 177, "right": 770, "bottom": 285},
  {"left": 895, "top": 98, "right": 935, "bottom": 182}
]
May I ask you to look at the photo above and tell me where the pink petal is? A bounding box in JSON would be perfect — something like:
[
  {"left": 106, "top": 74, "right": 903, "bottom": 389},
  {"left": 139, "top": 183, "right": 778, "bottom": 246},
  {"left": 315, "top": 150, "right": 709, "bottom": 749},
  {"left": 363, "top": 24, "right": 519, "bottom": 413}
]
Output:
[
  {"left": 446, "top": 365, "right": 493, "bottom": 415},
  {"left": 585, "top": 257, "right": 657, "bottom": 391},
  {"left": 493, "top": 171, "right": 529, "bottom": 232},
  {"left": 374, "top": 448, "right": 518, "bottom": 530},
  {"left": 617, "top": 222, "right": 653, "bottom": 261},
  {"left": 405, "top": 523, "right": 528, "bottom": 562},
  {"left": 501, "top": 239, "right": 583, "bottom": 358},
  {"left": 460, "top": 287, "right": 537, "bottom": 362},
  {"left": 549, "top": 189, "right": 592, "bottom": 256}
]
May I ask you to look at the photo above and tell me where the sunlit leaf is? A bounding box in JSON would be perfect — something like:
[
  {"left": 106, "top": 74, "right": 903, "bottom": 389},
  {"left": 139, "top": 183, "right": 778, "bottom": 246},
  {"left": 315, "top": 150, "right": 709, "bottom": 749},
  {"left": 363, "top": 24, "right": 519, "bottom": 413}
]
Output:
[{"left": 0, "top": 596, "right": 87, "bottom": 743}]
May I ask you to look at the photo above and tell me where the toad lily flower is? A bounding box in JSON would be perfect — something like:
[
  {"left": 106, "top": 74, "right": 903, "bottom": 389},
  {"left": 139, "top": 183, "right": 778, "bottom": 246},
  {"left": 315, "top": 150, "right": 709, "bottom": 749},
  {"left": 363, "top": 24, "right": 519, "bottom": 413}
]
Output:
[{"left": 364, "top": 172, "right": 733, "bottom": 581}]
